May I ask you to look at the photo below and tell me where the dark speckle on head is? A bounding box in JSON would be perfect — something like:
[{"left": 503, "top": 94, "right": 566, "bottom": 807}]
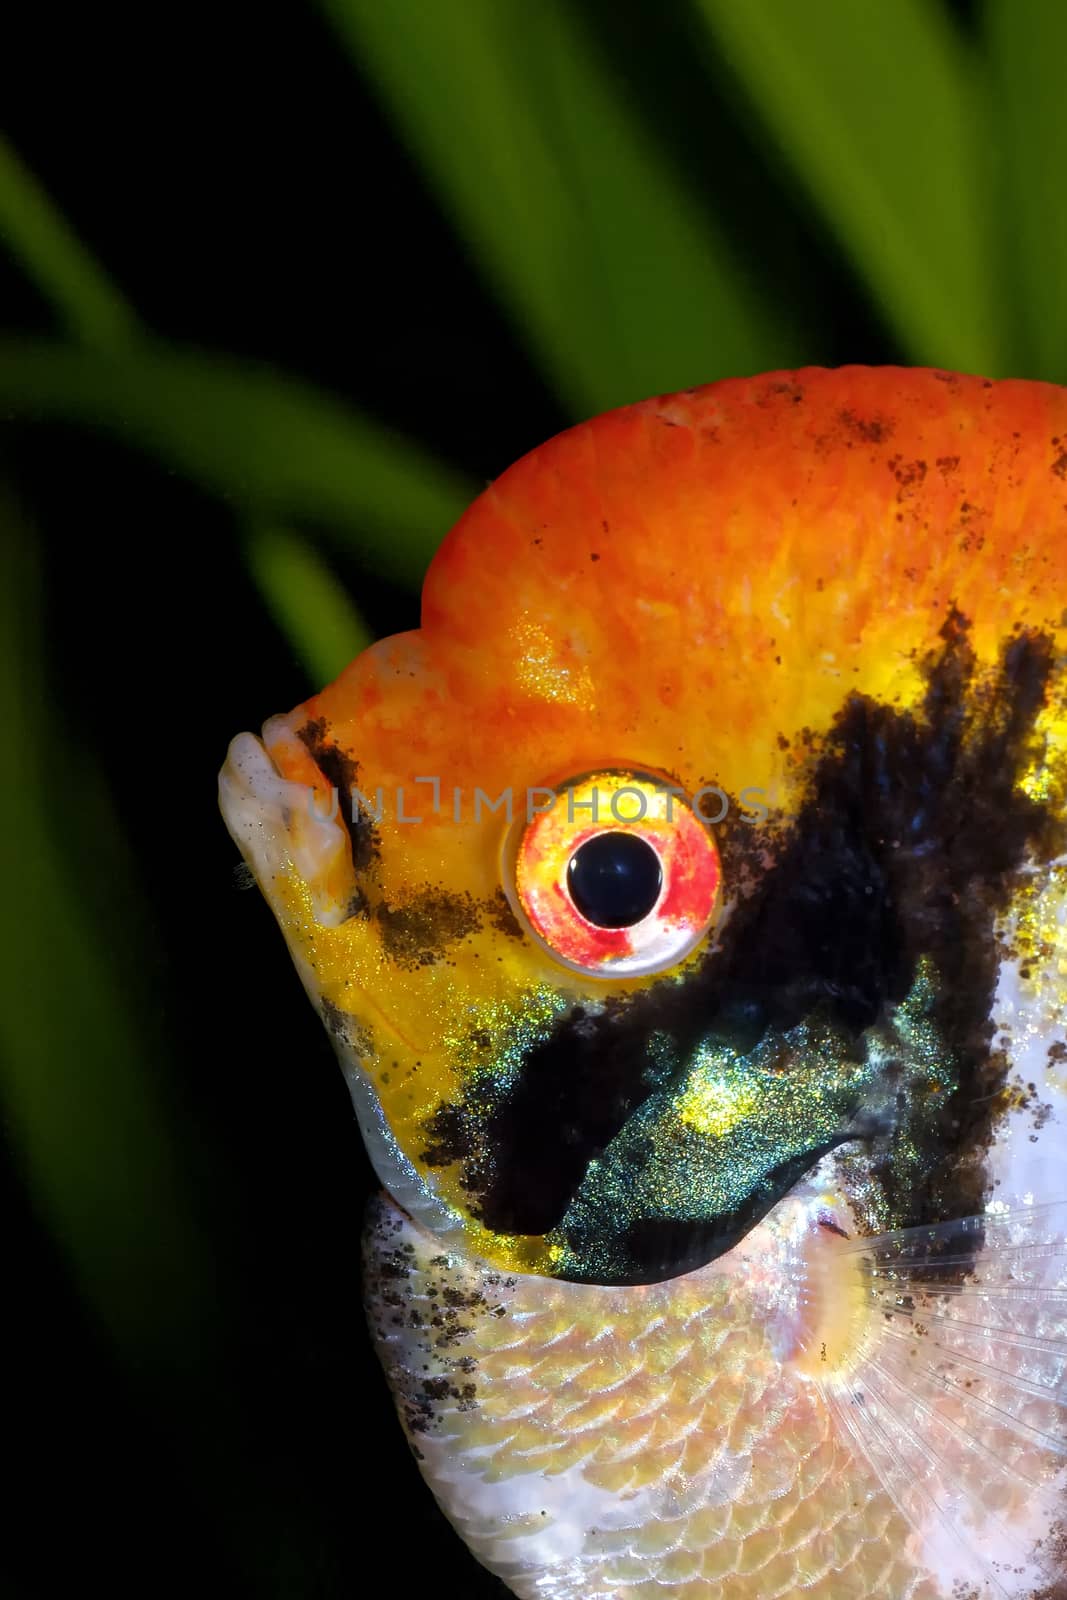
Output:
[
  {"left": 760, "top": 379, "right": 805, "bottom": 406},
  {"left": 888, "top": 457, "right": 928, "bottom": 500},
  {"left": 839, "top": 408, "right": 895, "bottom": 445},
  {"left": 320, "top": 995, "right": 347, "bottom": 1040},
  {"left": 297, "top": 717, "right": 381, "bottom": 881},
  {"left": 422, "top": 1101, "right": 478, "bottom": 1174},
  {"left": 419, "top": 612, "right": 1062, "bottom": 1263},
  {"left": 485, "top": 887, "right": 525, "bottom": 942},
  {"left": 320, "top": 996, "right": 374, "bottom": 1060},
  {"left": 344, "top": 888, "right": 371, "bottom": 920},
  {"left": 376, "top": 887, "right": 482, "bottom": 970}
]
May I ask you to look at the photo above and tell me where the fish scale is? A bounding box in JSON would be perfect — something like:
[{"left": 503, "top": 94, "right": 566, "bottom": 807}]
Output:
[
  {"left": 364, "top": 1190, "right": 1065, "bottom": 1596},
  {"left": 363, "top": 1193, "right": 928, "bottom": 1599}
]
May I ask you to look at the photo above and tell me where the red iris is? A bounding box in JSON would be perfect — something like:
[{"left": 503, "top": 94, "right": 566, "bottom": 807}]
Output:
[{"left": 510, "top": 769, "right": 721, "bottom": 977}]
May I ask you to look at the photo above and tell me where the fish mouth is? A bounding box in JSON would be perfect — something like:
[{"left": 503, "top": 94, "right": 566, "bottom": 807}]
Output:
[{"left": 218, "top": 726, "right": 353, "bottom": 927}]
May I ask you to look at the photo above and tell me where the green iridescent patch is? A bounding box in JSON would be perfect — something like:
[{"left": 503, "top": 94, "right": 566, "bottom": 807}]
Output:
[{"left": 549, "top": 960, "right": 957, "bottom": 1282}]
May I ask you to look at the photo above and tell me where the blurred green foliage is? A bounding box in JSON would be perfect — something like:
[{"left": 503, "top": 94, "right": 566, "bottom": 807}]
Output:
[
  {"left": 0, "top": 337, "right": 475, "bottom": 585},
  {"left": 2, "top": 2, "right": 1065, "bottom": 1592},
  {"left": 0, "top": 495, "right": 211, "bottom": 1354},
  {"left": 323, "top": 0, "right": 803, "bottom": 411},
  {"left": 696, "top": 0, "right": 1001, "bottom": 372}
]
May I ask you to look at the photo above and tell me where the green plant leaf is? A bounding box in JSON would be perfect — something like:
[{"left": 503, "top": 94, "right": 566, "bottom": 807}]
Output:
[
  {"left": 321, "top": 0, "right": 803, "bottom": 416},
  {"left": 245, "top": 523, "right": 373, "bottom": 683},
  {"left": 0, "top": 337, "right": 475, "bottom": 585},
  {"left": 0, "top": 132, "right": 139, "bottom": 349},
  {"left": 0, "top": 493, "right": 213, "bottom": 1358},
  {"left": 0, "top": 139, "right": 457, "bottom": 609},
  {"left": 695, "top": 0, "right": 1003, "bottom": 375},
  {"left": 984, "top": 0, "right": 1067, "bottom": 382}
]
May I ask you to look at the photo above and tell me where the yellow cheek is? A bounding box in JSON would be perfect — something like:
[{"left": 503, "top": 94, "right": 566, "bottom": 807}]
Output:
[
  {"left": 1017, "top": 693, "right": 1067, "bottom": 807},
  {"left": 269, "top": 866, "right": 577, "bottom": 1244}
]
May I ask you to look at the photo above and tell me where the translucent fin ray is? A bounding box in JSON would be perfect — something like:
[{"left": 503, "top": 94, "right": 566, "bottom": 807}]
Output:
[{"left": 815, "top": 1198, "right": 1067, "bottom": 1598}]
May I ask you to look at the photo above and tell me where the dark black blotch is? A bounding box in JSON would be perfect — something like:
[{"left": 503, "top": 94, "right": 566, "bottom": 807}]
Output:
[
  {"left": 344, "top": 887, "right": 371, "bottom": 920},
  {"left": 377, "top": 888, "right": 481, "bottom": 970},
  {"left": 320, "top": 996, "right": 348, "bottom": 1041},
  {"left": 485, "top": 888, "right": 524, "bottom": 942},
  {"left": 319, "top": 996, "right": 373, "bottom": 1059},
  {"left": 435, "top": 612, "right": 1061, "bottom": 1246},
  {"left": 297, "top": 717, "right": 379, "bottom": 877},
  {"left": 839, "top": 408, "right": 894, "bottom": 444},
  {"left": 421, "top": 1103, "right": 475, "bottom": 1170}
]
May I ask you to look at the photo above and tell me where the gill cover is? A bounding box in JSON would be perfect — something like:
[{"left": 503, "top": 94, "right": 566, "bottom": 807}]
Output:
[{"left": 220, "top": 367, "right": 1067, "bottom": 1284}]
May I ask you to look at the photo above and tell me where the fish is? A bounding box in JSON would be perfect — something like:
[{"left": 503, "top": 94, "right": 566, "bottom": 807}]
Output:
[{"left": 219, "top": 367, "right": 1067, "bottom": 1599}]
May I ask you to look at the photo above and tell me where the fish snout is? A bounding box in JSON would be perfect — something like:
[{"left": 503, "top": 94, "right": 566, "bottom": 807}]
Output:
[{"left": 218, "top": 728, "right": 353, "bottom": 927}]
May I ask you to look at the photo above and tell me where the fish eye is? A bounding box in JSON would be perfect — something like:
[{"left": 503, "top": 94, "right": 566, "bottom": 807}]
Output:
[
  {"left": 509, "top": 769, "right": 721, "bottom": 977},
  {"left": 567, "top": 831, "right": 663, "bottom": 928}
]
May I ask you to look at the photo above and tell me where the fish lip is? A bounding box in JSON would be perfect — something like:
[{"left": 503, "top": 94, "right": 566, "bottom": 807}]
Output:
[
  {"left": 218, "top": 728, "right": 351, "bottom": 925},
  {"left": 218, "top": 730, "right": 296, "bottom": 890},
  {"left": 219, "top": 730, "right": 278, "bottom": 836}
]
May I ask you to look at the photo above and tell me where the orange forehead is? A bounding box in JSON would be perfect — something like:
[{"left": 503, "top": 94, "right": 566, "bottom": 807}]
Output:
[{"left": 295, "top": 366, "right": 1067, "bottom": 823}]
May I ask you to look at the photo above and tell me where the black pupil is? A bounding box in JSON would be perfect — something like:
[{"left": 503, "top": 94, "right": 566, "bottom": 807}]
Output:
[{"left": 567, "top": 831, "right": 663, "bottom": 929}]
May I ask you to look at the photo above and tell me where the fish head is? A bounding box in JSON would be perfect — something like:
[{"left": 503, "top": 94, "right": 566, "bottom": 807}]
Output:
[{"left": 221, "top": 367, "right": 1067, "bottom": 1286}]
